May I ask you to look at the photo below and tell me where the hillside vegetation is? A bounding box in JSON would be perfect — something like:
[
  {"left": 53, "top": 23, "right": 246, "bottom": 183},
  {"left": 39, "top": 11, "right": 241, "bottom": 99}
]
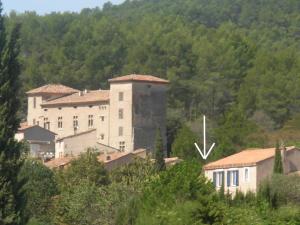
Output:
[{"left": 6, "top": 0, "right": 300, "bottom": 156}]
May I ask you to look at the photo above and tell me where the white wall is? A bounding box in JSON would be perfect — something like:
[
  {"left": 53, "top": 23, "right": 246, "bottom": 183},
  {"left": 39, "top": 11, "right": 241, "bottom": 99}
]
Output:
[
  {"left": 205, "top": 166, "right": 257, "bottom": 194},
  {"left": 55, "top": 129, "right": 98, "bottom": 158}
]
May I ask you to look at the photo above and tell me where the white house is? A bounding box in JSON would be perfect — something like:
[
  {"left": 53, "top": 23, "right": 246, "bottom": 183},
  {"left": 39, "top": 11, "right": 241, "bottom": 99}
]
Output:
[{"left": 203, "top": 146, "right": 300, "bottom": 194}]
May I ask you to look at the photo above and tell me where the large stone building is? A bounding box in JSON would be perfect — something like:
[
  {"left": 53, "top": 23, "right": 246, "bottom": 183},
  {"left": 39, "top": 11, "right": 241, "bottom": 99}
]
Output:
[{"left": 26, "top": 74, "right": 169, "bottom": 157}]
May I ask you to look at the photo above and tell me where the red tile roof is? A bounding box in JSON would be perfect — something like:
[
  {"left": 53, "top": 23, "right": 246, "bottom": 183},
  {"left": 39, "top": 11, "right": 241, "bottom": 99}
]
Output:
[
  {"left": 41, "top": 90, "right": 109, "bottom": 107},
  {"left": 44, "top": 157, "right": 74, "bottom": 169},
  {"left": 44, "top": 149, "right": 147, "bottom": 169},
  {"left": 204, "top": 146, "right": 296, "bottom": 170},
  {"left": 108, "top": 74, "right": 169, "bottom": 84},
  {"left": 26, "top": 84, "right": 79, "bottom": 95},
  {"left": 18, "top": 122, "right": 34, "bottom": 131}
]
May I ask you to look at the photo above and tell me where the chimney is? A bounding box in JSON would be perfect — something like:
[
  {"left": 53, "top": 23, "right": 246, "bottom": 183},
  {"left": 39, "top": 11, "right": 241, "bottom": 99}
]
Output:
[
  {"left": 78, "top": 91, "right": 83, "bottom": 96},
  {"left": 84, "top": 89, "right": 88, "bottom": 94}
]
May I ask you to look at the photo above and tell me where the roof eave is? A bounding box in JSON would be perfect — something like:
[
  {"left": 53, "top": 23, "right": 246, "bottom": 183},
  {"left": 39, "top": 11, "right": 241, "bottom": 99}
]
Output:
[
  {"left": 41, "top": 100, "right": 109, "bottom": 107},
  {"left": 204, "top": 162, "right": 257, "bottom": 170},
  {"left": 108, "top": 79, "right": 169, "bottom": 84}
]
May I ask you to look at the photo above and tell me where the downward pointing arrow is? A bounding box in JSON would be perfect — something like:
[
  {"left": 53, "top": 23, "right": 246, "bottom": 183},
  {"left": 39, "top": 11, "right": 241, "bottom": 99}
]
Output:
[
  {"left": 194, "top": 142, "right": 215, "bottom": 160},
  {"left": 194, "top": 115, "right": 215, "bottom": 160}
]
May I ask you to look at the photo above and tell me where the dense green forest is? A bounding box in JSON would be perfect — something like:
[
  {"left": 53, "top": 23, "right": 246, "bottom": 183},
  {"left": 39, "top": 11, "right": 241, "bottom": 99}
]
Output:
[
  {"left": 5, "top": 0, "right": 300, "bottom": 157},
  {"left": 1, "top": 1, "right": 300, "bottom": 224}
]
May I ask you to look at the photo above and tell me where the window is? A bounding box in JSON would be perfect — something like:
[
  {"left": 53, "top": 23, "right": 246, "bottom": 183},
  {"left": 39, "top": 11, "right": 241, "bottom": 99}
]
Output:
[
  {"left": 227, "top": 170, "right": 239, "bottom": 187},
  {"left": 44, "top": 118, "right": 50, "bottom": 130},
  {"left": 119, "top": 141, "right": 125, "bottom": 151},
  {"left": 88, "top": 115, "right": 94, "bottom": 128},
  {"left": 244, "top": 168, "right": 249, "bottom": 182},
  {"left": 33, "top": 97, "right": 36, "bottom": 108},
  {"left": 119, "top": 92, "right": 124, "bottom": 101},
  {"left": 58, "top": 117, "right": 63, "bottom": 129},
  {"left": 100, "top": 134, "right": 104, "bottom": 140},
  {"left": 118, "top": 108, "right": 124, "bottom": 119},
  {"left": 100, "top": 116, "right": 105, "bottom": 121},
  {"left": 119, "top": 126, "right": 123, "bottom": 136},
  {"left": 213, "top": 171, "right": 224, "bottom": 187},
  {"left": 73, "top": 116, "right": 78, "bottom": 128}
]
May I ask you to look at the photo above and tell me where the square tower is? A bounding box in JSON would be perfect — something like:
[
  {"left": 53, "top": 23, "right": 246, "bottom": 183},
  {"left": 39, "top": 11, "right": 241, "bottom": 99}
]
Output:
[{"left": 108, "top": 74, "right": 169, "bottom": 153}]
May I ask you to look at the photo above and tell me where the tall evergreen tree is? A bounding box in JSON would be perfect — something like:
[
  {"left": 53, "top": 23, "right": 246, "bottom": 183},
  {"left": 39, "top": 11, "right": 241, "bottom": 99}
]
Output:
[
  {"left": 0, "top": 2, "right": 25, "bottom": 224},
  {"left": 172, "top": 125, "right": 198, "bottom": 160},
  {"left": 154, "top": 129, "right": 166, "bottom": 172},
  {"left": 273, "top": 141, "right": 283, "bottom": 174}
]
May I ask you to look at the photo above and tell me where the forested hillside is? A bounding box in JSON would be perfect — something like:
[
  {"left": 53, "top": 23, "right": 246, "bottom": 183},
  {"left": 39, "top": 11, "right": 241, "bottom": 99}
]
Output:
[{"left": 6, "top": 0, "right": 300, "bottom": 156}]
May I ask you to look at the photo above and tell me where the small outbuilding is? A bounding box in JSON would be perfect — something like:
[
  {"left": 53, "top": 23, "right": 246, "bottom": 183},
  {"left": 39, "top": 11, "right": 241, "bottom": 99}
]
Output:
[{"left": 15, "top": 123, "right": 56, "bottom": 158}]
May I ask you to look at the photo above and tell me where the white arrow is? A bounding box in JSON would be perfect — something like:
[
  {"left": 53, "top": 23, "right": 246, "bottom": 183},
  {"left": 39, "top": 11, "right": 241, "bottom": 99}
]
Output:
[{"left": 194, "top": 115, "right": 215, "bottom": 160}]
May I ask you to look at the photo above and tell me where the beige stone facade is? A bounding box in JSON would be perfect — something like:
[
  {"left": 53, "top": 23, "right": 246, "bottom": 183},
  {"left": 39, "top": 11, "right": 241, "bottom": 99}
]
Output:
[{"left": 26, "top": 75, "right": 168, "bottom": 158}]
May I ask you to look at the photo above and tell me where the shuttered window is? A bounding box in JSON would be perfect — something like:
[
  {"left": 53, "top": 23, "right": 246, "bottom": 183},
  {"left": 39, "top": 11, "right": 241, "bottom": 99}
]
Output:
[
  {"left": 227, "top": 170, "right": 239, "bottom": 187},
  {"left": 213, "top": 171, "right": 224, "bottom": 187}
]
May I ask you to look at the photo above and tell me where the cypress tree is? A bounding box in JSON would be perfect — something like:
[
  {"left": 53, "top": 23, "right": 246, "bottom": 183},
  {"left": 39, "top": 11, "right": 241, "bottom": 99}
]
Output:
[
  {"left": 154, "top": 129, "right": 166, "bottom": 172},
  {"left": 0, "top": 2, "right": 26, "bottom": 224},
  {"left": 273, "top": 141, "right": 283, "bottom": 174}
]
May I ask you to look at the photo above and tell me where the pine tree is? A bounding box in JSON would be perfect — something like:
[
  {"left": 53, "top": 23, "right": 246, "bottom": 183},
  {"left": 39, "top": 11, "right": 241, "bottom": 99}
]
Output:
[
  {"left": 0, "top": 2, "right": 26, "bottom": 224},
  {"left": 154, "top": 129, "right": 166, "bottom": 172},
  {"left": 273, "top": 141, "right": 283, "bottom": 174}
]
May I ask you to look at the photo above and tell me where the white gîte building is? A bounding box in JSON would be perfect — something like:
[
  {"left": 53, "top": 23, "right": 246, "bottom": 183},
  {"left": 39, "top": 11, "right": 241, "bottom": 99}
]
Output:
[
  {"left": 204, "top": 146, "right": 300, "bottom": 194},
  {"left": 26, "top": 74, "right": 169, "bottom": 158}
]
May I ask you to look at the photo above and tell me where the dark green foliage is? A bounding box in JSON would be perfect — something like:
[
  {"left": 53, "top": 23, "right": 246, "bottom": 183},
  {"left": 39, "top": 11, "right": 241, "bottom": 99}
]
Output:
[
  {"left": 0, "top": 2, "right": 26, "bottom": 224},
  {"left": 154, "top": 129, "right": 166, "bottom": 172},
  {"left": 3, "top": 0, "right": 299, "bottom": 135},
  {"left": 1, "top": 0, "right": 300, "bottom": 223},
  {"left": 258, "top": 174, "right": 300, "bottom": 208},
  {"left": 56, "top": 149, "right": 109, "bottom": 190},
  {"left": 126, "top": 161, "right": 224, "bottom": 225},
  {"left": 273, "top": 141, "right": 283, "bottom": 174},
  {"left": 115, "top": 196, "right": 140, "bottom": 225},
  {"left": 166, "top": 115, "right": 183, "bottom": 156},
  {"left": 53, "top": 182, "right": 106, "bottom": 225},
  {"left": 213, "top": 107, "right": 258, "bottom": 159},
  {"left": 19, "top": 159, "right": 57, "bottom": 223},
  {"left": 111, "top": 158, "right": 155, "bottom": 188},
  {"left": 172, "top": 125, "right": 199, "bottom": 160}
]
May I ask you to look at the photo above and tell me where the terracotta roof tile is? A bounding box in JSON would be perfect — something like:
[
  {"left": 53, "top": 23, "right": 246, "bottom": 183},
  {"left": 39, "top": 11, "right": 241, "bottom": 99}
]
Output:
[
  {"left": 41, "top": 90, "right": 109, "bottom": 106},
  {"left": 18, "top": 122, "right": 34, "bottom": 131},
  {"left": 108, "top": 74, "right": 169, "bottom": 84},
  {"left": 204, "top": 146, "right": 296, "bottom": 170},
  {"left": 97, "top": 149, "right": 147, "bottom": 163},
  {"left": 44, "top": 149, "right": 147, "bottom": 169},
  {"left": 44, "top": 157, "right": 74, "bottom": 169},
  {"left": 98, "top": 151, "right": 130, "bottom": 163},
  {"left": 26, "top": 84, "right": 79, "bottom": 95}
]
